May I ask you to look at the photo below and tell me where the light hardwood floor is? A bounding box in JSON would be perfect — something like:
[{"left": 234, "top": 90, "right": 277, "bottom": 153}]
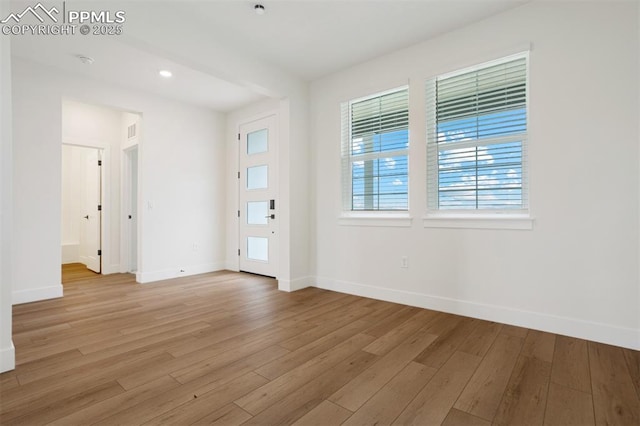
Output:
[{"left": 1, "top": 270, "right": 639, "bottom": 425}]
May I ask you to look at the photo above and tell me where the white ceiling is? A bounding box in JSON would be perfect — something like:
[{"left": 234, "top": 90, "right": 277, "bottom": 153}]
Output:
[{"left": 9, "top": 0, "right": 529, "bottom": 111}]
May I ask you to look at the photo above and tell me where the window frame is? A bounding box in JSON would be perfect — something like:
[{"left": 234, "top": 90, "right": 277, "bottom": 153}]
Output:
[
  {"left": 424, "top": 52, "right": 533, "bottom": 229},
  {"left": 340, "top": 86, "right": 411, "bottom": 221}
]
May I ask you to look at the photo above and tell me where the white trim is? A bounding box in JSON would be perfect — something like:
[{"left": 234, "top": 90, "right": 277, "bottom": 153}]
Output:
[
  {"left": 423, "top": 213, "right": 533, "bottom": 230},
  {"left": 348, "top": 84, "right": 410, "bottom": 105},
  {"left": 0, "top": 342, "right": 15, "bottom": 373},
  {"left": 102, "top": 264, "right": 122, "bottom": 275},
  {"left": 13, "top": 284, "right": 63, "bottom": 305},
  {"left": 137, "top": 262, "right": 225, "bottom": 284},
  {"left": 437, "top": 50, "right": 530, "bottom": 80},
  {"left": 225, "top": 261, "right": 240, "bottom": 272},
  {"left": 339, "top": 212, "right": 413, "bottom": 227},
  {"left": 278, "top": 276, "right": 313, "bottom": 292},
  {"left": 313, "top": 276, "right": 639, "bottom": 351},
  {"left": 62, "top": 140, "right": 110, "bottom": 275},
  {"left": 61, "top": 243, "right": 79, "bottom": 264}
]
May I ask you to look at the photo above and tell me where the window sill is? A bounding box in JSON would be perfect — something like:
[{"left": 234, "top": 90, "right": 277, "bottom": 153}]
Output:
[
  {"left": 423, "top": 213, "right": 533, "bottom": 230},
  {"left": 339, "top": 212, "right": 413, "bottom": 227}
]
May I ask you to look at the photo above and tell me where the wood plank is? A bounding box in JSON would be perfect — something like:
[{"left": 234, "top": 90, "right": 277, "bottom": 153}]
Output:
[
  {"left": 362, "top": 305, "right": 420, "bottom": 338},
  {"left": 235, "top": 333, "right": 375, "bottom": 415},
  {"left": 521, "top": 330, "right": 556, "bottom": 363},
  {"left": 543, "top": 383, "right": 595, "bottom": 426},
  {"left": 191, "top": 403, "right": 253, "bottom": 426},
  {"left": 2, "top": 349, "right": 174, "bottom": 411},
  {"left": 49, "top": 375, "right": 181, "bottom": 425},
  {"left": 291, "top": 400, "right": 352, "bottom": 426},
  {"left": 141, "top": 372, "right": 268, "bottom": 425},
  {"left": 342, "top": 361, "right": 437, "bottom": 426},
  {"left": 163, "top": 329, "right": 294, "bottom": 385},
  {"left": 589, "top": 342, "right": 640, "bottom": 425},
  {"left": 3, "top": 380, "right": 124, "bottom": 425},
  {"left": 414, "top": 316, "right": 479, "bottom": 368},
  {"left": 329, "top": 328, "right": 438, "bottom": 411},
  {"left": 453, "top": 333, "right": 524, "bottom": 421},
  {"left": 622, "top": 348, "right": 640, "bottom": 400},
  {"left": 458, "top": 321, "right": 503, "bottom": 358},
  {"left": 256, "top": 319, "right": 371, "bottom": 380},
  {"left": 501, "top": 324, "right": 528, "bottom": 338},
  {"left": 492, "top": 354, "right": 551, "bottom": 426},
  {"left": 393, "top": 351, "right": 481, "bottom": 425},
  {"left": 441, "top": 409, "right": 491, "bottom": 426},
  {"left": 242, "top": 350, "right": 378, "bottom": 426},
  {"left": 363, "top": 310, "right": 439, "bottom": 356},
  {"left": 550, "top": 335, "right": 591, "bottom": 393}
]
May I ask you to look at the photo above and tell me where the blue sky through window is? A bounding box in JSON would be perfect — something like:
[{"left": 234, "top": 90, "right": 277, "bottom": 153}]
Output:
[
  {"left": 436, "top": 108, "right": 525, "bottom": 209},
  {"left": 352, "top": 129, "right": 408, "bottom": 210}
]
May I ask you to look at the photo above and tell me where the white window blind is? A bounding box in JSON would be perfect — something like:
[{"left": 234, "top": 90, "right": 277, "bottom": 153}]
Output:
[
  {"left": 342, "top": 87, "right": 409, "bottom": 211},
  {"left": 426, "top": 54, "right": 528, "bottom": 211}
]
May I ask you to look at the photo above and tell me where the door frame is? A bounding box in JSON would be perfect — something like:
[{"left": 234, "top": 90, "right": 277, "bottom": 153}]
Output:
[
  {"left": 121, "top": 145, "right": 139, "bottom": 274},
  {"left": 61, "top": 140, "right": 109, "bottom": 274},
  {"left": 235, "top": 111, "right": 280, "bottom": 279}
]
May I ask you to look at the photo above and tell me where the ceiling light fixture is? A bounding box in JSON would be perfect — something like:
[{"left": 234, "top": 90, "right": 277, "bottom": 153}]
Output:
[
  {"left": 159, "top": 70, "right": 173, "bottom": 78},
  {"left": 76, "top": 54, "right": 94, "bottom": 65},
  {"left": 254, "top": 4, "right": 265, "bottom": 15}
]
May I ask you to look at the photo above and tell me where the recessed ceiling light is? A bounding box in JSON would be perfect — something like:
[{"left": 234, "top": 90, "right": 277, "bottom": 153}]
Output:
[
  {"left": 159, "top": 70, "right": 172, "bottom": 78},
  {"left": 76, "top": 54, "right": 94, "bottom": 65},
  {"left": 254, "top": 4, "right": 265, "bottom": 15}
]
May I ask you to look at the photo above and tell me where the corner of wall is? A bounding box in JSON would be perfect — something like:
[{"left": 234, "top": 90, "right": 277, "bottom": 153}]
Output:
[{"left": 0, "top": 0, "right": 15, "bottom": 373}]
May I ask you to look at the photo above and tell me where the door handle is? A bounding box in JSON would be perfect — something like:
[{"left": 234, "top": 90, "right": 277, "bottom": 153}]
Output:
[
  {"left": 84, "top": 215, "right": 89, "bottom": 219},
  {"left": 264, "top": 214, "right": 275, "bottom": 219}
]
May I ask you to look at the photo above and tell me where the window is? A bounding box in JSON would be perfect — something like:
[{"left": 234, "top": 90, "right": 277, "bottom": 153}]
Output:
[
  {"left": 426, "top": 54, "right": 528, "bottom": 212},
  {"left": 341, "top": 87, "right": 409, "bottom": 211}
]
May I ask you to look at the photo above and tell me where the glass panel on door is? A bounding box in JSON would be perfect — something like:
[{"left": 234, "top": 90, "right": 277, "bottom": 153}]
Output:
[
  {"left": 247, "top": 236, "right": 268, "bottom": 262},
  {"left": 247, "top": 129, "right": 268, "bottom": 155},
  {"left": 247, "top": 165, "right": 268, "bottom": 190},
  {"left": 247, "top": 201, "right": 268, "bottom": 225}
]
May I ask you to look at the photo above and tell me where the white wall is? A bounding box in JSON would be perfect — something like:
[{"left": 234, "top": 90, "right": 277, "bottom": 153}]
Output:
[
  {"left": 61, "top": 145, "right": 82, "bottom": 263},
  {"left": 0, "top": 0, "right": 15, "bottom": 373},
  {"left": 310, "top": 1, "right": 639, "bottom": 349},
  {"left": 12, "top": 57, "right": 227, "bottom": 304}
]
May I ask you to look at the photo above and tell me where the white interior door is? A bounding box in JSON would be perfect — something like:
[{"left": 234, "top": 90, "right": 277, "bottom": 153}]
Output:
[
  {"left": 79, "top": 149, "right": 102, "bottom": 273},
  {"left": 239, "top": 115, "right": 278, "bottom": 277}
]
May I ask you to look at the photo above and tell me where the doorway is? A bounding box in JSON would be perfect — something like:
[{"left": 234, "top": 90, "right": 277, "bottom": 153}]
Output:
[
  {"left": 238, "top": 115, "right": 278, "bottom": 277},
  {"left": 61, "top": 145, "right": 103, "bottom": 274}
]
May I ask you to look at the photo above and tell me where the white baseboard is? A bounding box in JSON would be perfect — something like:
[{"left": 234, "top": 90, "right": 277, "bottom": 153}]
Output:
[
  {"left": 0, "top": 342, "right": 15, "bottom": 373},
  {"left": 314, "top": 276, "right": 640, "bottom": 351},
  {"left": 225, "top": 260, "right": 239, "bottom": 272},
  {"left": 137, "top": 262, "right": 226, "bottom": 284},
  {"left": 278, "top": 276, "right": 313, "bottom": 292},
  {"left": 101, "top": 264, "right": 122, "bottom": 275},
  {"left": 61, "top": 243, "right": 79, "bottom": 264},
  {"left": 13, "top": 284, "right": 63, "bottom": 305}
]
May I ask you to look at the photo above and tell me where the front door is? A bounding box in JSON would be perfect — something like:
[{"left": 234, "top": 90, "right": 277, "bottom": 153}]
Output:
[{"left": 239, "top": 115, "right": 278, "bottom": 277}]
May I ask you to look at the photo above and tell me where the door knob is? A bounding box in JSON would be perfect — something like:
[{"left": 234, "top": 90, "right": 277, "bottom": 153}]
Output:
[
  {"left": 84, "top": 215, "right": 89, "bottom": 219},
  {"left": 264, "top": 214, "right": 275, "bottom": 219}
]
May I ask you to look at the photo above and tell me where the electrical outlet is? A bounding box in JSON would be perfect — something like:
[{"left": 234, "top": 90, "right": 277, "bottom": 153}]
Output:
[
  {"left": 192, "top": 243, "right": 198, "bottom": 252},
  {"left": 400, "top": 256, "right": 409, "bottom": 268},
  {"left": 179, "top": 268, "right": 185, "bottom": 273}
]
